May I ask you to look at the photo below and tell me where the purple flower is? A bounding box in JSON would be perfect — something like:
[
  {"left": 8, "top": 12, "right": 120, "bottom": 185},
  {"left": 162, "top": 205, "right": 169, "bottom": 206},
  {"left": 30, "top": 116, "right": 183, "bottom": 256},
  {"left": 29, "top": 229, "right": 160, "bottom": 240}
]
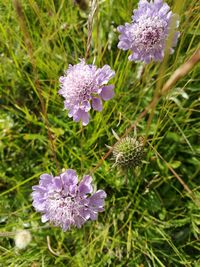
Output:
[
  {"left": 117, "top": 0, "right": 180, "bottom": 63},
  {"left": 58, "top": 59, "right": 115, "bottom": 125},
  {"left": 32, "top": 169, "right": 107, "bottom": 231}
]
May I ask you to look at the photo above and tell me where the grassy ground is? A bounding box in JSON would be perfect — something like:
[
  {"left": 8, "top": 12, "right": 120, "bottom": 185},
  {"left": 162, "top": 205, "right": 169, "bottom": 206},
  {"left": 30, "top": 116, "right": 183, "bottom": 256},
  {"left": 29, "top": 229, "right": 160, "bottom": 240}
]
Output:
[{"left": 0, "top": 0, "right": 200, "bottom": 266}]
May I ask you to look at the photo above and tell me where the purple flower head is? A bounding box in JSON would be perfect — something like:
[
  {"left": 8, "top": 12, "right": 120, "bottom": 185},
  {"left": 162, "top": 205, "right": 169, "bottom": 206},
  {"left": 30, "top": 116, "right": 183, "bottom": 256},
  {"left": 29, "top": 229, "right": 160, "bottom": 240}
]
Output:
[
  {"left": 32, "top": 170, "right": 107, "bottom": 231},
  {"left": 117, "top": 0, "right": 180, "bottom": 63},
  {"left": 58, "top": 59, "right": 115, "bottom": 125}
]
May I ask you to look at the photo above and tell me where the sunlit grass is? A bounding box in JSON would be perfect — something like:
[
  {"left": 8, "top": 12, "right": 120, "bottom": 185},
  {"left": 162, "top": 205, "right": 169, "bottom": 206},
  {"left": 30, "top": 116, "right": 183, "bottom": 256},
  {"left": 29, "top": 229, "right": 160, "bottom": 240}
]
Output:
[{"left": 0, "top": 0, "right": 200, "bottom": 266}]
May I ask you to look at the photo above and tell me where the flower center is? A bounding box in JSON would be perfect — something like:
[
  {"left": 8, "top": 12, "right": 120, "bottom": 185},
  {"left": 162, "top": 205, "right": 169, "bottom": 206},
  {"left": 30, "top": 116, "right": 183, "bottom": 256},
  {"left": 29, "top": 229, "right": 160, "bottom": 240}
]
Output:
[
  {"left": 140, "top": 26, "right": 163, "bottom": 46},
  {"left": 132, "top": 16, "right": 166, "bottom": 52},
  {"left": 65, "top": 67, "right": 97, "bottom": 108},
  {"left": 78, "top": 80, "right": 96, "bottom": 101},
  {"left": 47, "top": 194, "right": 77, "bottom": 227}
]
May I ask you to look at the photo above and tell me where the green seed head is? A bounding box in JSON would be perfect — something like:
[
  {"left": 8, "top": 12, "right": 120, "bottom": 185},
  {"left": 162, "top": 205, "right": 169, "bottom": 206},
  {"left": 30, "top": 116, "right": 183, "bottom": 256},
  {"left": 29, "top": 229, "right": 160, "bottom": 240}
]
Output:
[{"left": 113, "top": 137, "right": 145, "bottom": 169}]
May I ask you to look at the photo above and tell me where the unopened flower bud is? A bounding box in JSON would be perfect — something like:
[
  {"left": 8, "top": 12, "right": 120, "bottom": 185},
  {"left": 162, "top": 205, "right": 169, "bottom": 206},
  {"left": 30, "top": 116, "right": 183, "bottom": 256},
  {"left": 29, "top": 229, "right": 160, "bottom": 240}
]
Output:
[{"left": 113, "top": 136, "right": 145, "bottom": 169}]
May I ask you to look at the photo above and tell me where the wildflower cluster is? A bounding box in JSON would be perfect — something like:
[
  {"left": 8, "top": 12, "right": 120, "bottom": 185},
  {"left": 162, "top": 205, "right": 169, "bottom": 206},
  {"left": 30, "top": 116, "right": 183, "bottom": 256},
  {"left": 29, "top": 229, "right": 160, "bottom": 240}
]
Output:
[
  {"left": 59, "top": 59, "right": 115, "bottom": 125},
  {"left": 32, "top": 0, "right": 180, "bottom": 231},
  {"left": 117, "top": 0, "right": 179, "bottom": 63},
  {"left": 32, "top": 170, "right": 106, "bottom": 231}
]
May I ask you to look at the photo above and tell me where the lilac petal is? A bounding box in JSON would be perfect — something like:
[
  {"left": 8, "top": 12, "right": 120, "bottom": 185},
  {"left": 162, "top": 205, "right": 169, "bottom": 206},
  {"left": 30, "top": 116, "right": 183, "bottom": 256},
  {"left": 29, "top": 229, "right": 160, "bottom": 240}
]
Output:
[
  {"left": 32, "top": 193, "right": 46, "bottom": 202},
  {"left": 66, "top": 169, "right": 77, "bottom": 180},
  {"left": 100, "top": 85, "right": 114, "bottom": 101},
  {"left": 74, "top": 215, "right": 87, "bottom": 228},
  {"left": 62, "top": 169, "right": 78, "bottom": 186},
  {"left": 82, "top": 208, "right": 91, "bottom": 220},
  {"left": 77, "top": 207, "right": 91, "bottom": 222},
  {"left": 67, "top": 104, "right": 79, "bottom": 117},
  {"left": 128, "top": 53, "right": 140, "bottom": 61},
  {"left": 79, "top": 199, "right": 89, "bottom": 208},
  {"left": 40, "top": 174, "right": 53, "bottom": 184},
  {"left": 154, "top": 50, "right": 164, "bottom": 61},
  {"left": 81, "top": 101, "right": 91, "bottom": 112},
  {"left": 59, "top": 76, "right": 65, "bottom": 84},
  {"left": 41, "top": 214, "right": 49, "bottom": 223},
  {"left": 117, "top": 41, "right": 130, "bottom": 50},
  {"left": 69, "top": 184, "right": 77, "bottom": 196},
  {"left": 78, "top": 175, "right": 93, "bottom": 196},
  {"left": 142, "top": 55, "right": 151, "bottom": 64},
  {"left": 32, "top": 185, "right": 46, "bottom": 193},
  {"left": 72, "top": 109, "right": 90, "bottom": 125},
  {"left": 73, "top": 109, "right": 82, "bottom": 122},
  {"left": 80, "top": 110, "right": 90, "bottom": 126},
  {"left": 117, "top": 25, "right": 125, "bottom": 32},
  {"left": 159, "top": 3, "right": 170, "bottom": 16},
  {"left": 62, "top": 222, "right": 71, "bottom": 232},
  {"left": 89, "top": 198, "right": 105, "bottom": 208},
  {"left": 33, "top": 200, "right": 46, "bottom": 212},
  {"left": 89, "top": 190, "right": 107, "bottom": 207},
  {"left": 53, "top": 177, "right": 62, "bottom": 191},
  {"left": 89, "top": 210, "right": 98, "bottom": 221},
  {"left": 92, "top": 97, "right": 103, "bottom": 111},
  {"left": 96, "top": 65, "right": 115, "bottom": 86},
  {"left": 61, "top": 170, "right": 78, "bottom": 196},
  {"left": 31, "top": 191, "right": 42, "bottom": 199},
  {"left": 31, "top": 192, "right": 45, "bottom": 202},
  {"left": 94, "top": 190, "right": 107, "bottom": 198}
]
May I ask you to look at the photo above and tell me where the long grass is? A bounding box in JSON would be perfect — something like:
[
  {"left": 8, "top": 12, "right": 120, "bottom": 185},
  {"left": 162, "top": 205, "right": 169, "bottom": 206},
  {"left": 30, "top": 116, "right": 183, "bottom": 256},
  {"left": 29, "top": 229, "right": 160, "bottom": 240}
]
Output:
[{"left": 0, "top": 0, "right": 200, "bottom": 266}]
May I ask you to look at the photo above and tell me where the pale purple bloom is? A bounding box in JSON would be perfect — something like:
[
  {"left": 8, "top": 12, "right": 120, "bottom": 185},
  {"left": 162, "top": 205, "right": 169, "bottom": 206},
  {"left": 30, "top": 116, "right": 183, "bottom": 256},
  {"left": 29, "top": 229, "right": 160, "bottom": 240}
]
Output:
[
  {"left": 58, "top": 59, "right": 115, "bottom": 125},
  {"left": 32, "top": 170, "right": 106, "bottom": 231},
  {"left": 117, "top": 0, "right": 180, "bottom": 63}
]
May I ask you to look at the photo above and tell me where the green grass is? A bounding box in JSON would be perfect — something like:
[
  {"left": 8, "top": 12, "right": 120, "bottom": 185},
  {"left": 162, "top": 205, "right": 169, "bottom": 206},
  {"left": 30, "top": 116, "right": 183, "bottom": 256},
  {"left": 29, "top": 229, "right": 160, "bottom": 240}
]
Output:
[{"left": 0, "top": 0, "right": 200, "bottom": 266}]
